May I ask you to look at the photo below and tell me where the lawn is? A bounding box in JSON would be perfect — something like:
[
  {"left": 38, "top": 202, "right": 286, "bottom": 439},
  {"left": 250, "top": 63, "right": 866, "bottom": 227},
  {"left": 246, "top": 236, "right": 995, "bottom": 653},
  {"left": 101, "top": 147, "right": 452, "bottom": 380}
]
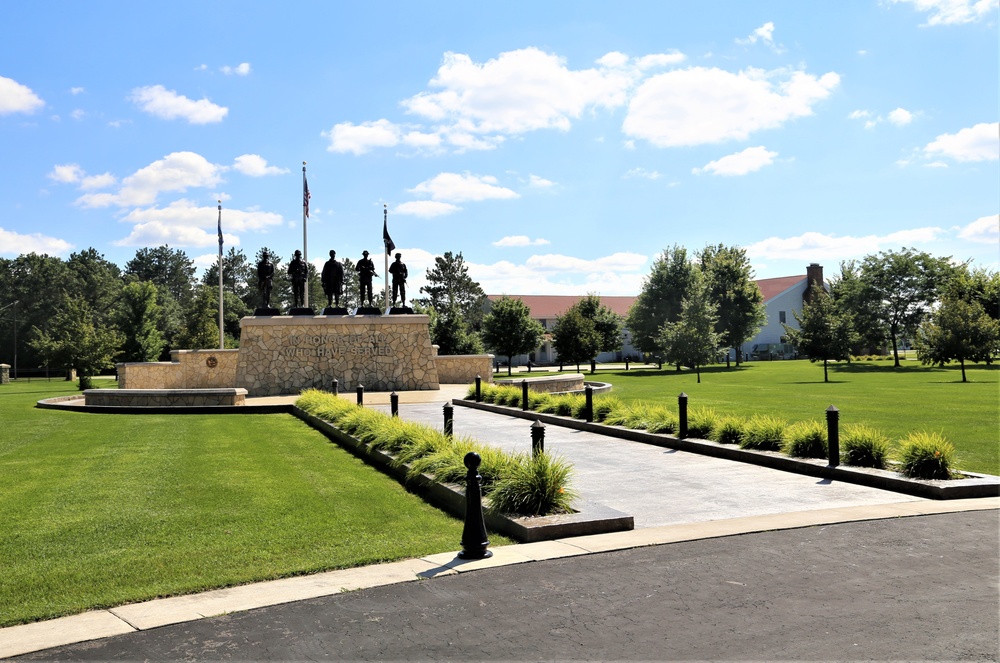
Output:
[
  {"left": 0, "top": 378, "right": 497, "bottom": 627},
  {"left": 580, "top": 358, "right": 999, "bottom": 475}
]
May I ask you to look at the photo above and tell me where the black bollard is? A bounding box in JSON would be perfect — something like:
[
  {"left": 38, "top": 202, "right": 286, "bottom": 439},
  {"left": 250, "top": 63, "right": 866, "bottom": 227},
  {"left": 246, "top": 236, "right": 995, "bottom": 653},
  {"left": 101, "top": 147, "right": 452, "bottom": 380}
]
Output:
[
  {"left": 585, "top": 384, "right": 594, "bottom": 423},
  {"left": 331, "top": 378, "right": 339, "bottom": 395},
  {"left": 678, "top": 392, "right": 688, "bottom": 439},
  {"left": 521, "top": 379, "right": 529, "bottom": 411},
  {"left": 590, "top": 359, "right": 596, "bottom": 374},
  {"left": 356, "top": 384, "right": 364, "bottom": 407},
  {"left": 625, "top": 358, "right": 630, "bottom": 371},
  {"left": 443, "top": 402, "right": 454, "bottom": 437},
  {"left": 527, "top": 361, "right": 532, "bottom": 373},
  {"left": 458, "top": 452, "right": 492, "bottom": 559},
  {"left": 390, "top": 392, "right": 399, "bottom": 417},
  {"left": 826, "top": 405, "right": 840, "bottom": 467},
  {"left": 559, "top": 362, "right": 563, "bottom": 372},
  {"left": 531, "top": 420, "right": 545, "bottom": 457},
  {"left": 475, "top": 374, "right": 482, "bottom": 402},
  {"left": 495, "top": 361, "right": 499, "bottom": 373}
]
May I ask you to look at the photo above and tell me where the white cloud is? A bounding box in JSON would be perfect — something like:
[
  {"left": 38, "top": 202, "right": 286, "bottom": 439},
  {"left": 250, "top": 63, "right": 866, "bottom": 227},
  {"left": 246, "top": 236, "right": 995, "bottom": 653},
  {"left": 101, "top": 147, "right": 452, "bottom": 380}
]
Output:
[
  {"left": 848, "top": 109, "right": 873, "bottom": 120},
  {"left": 233, "top": 154, "right": 288, "bottom": 176},
  {"left": 129, "top": 85, "right": 228, "bottom": 124},
  {"left": 492, "top": 235, "right": 551, "bottom": 247},
  {"left": 736, "top": 21, "right": 782, "bottom": 51},
  {"left": 623, "top": 66, "right": 840, "bottom": 147},
  {"left": 746, "top": 227, "right": 945, "bottom": 261},
  {"left": 635, "top": 52, "right": 686, "bottom": 69},
  {"left": 957, "top": 214, "right": 999, "bottom": 244},
  {"left": 401, "top": 130, "right": 443, "bottom": 150},
  {"left": 69, "top": 86, "right": 85, "bottom": 95},
  {"left": 80, "top": 173, "right": 117, "bottom": 190},
  {"left": 48, "top": 163, "right": 84, "bottom": 184},
  {"left": 401, "top": 47, "right": 634, "bottom": 135},
  {"left": 77, "top": 151, "right": 226, "bottom": 208},
  {"left": 889, "top": 0, "right": 999, "bottom": 26},
  {"left": 0, "top": 75, "right": 44, "bottom": 114},
  {"left": 924, "top": 122, "right": 999, "bottom": 162},
  {"left": 0, "top": 227, "right": 73, "bottom": 256},
  {"left": 622, "top": 167, "right": 662, "bottom": 180},
  {"left": 393, "top": 201, "right": 462, "bottom": 217},
  {"left": 528, "top": 174, "right": 554, "bottom": 188},
  {"left": 887, "top": 107, "right": 913, "bottom": 126},
  {"left": 221, "top": 62, "right": 251, "bottom": 76},
  {"left": 467, "top": 252, "right": 649, "bottom": 296},
  {"left": 115, "top": 199, "right": 284, "bottom": 247},
  {"left": 324, "top": 119, "right": 403, "bottom": 154},
  {"left": 70, "top": 109, "right": 85, "bottom": 120},
  {"left": 693, "top": 146, "right": 778, "bottom": 176},
  {"left": 408, "top": 172, "right": 519, "bottom": 203}
]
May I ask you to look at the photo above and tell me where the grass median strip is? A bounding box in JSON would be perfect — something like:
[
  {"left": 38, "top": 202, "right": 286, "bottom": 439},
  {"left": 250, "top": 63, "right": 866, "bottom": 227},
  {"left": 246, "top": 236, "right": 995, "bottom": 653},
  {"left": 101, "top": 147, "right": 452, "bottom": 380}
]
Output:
[{"left": 0, "top": 379, "right": 500, "bottom": 628}]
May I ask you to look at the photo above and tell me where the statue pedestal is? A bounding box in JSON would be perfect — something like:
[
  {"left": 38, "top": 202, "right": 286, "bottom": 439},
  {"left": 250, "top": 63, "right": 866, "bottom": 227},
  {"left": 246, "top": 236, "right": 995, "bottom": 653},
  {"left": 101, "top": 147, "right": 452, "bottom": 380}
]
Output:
[
  {"left": 322, "top": 307, "right": 350, "bottom": 316},
  {"left": 388, "top": 306, "right": 414, "bottom": 315},
  {"left": 354, "top": 307, "right": 382, "bottom": 316},
  {"left": 253, "top": 307, "right": 281, "bottom": 316},
  {"left": 288, "top": 307, "right": 316, "bottom": 316},
  {"left": 236, "top": 314, "right": 440, "bottom": 396}
]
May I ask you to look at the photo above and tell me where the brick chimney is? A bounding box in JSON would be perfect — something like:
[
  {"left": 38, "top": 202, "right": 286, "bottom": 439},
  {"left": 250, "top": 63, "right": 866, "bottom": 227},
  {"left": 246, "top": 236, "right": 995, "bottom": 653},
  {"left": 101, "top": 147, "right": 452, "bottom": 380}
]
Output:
[{"left": 804, "top": 263, "right": 824, "bottom": 303}]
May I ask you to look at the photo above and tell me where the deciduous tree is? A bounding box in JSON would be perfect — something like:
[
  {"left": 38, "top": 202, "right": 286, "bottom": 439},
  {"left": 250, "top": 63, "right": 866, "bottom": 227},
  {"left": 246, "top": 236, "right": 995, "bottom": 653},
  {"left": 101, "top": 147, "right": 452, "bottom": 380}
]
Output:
[
  {"left": 552, "top": 307, "right": 601, "bottom": 370},
  {"left": 783, "top": 286, "right": 856, "bottom": 382},
  {"left": 481, "top": 296, "right": 544, "bottom": 375},
  {"left": 657, "top": 274, "right": 720, "bottom": 383},
  {"left": 115, "top": 281, "right": 166, "bottom": 362},
  {"left": 916, "top": 297, "right": 999, "bottom": 382},
  {"left": 29, "top": 296, "right": 124, "bottom": 389},
  {"left": 698, "top": 244, "right": 765, "bottom": 365},
  {"left": 626, "top": 245, "right": 695, "bottom": 355}
]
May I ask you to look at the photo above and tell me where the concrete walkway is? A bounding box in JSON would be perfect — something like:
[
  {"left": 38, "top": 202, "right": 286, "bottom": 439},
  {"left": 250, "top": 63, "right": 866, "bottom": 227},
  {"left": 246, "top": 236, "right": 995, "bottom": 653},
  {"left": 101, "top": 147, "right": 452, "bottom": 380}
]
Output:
[{"left": 3, "top": 388, "right": 997, "bottom": 659}]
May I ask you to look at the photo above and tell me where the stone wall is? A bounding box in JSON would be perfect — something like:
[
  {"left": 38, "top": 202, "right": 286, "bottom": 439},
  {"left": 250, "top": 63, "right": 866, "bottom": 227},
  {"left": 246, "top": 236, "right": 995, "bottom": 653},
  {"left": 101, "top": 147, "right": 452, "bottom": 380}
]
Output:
[
  {"left": 236, "top": 315, "right": 440, "bottom": 396},
  {"left": 85, "top": 388, "right": 247, "bottom": 407},
  {"left": 494, "top": 373, "right": 586, "bottom": 393},
  {"left": 435, "top": 354, "right": 495, "bottom": 385},
  {"left": 0, "top": 363, "right": 8, "bottom": 384},
  {"left": 117, "top": 350, "right": 239, "bottom": 390}
]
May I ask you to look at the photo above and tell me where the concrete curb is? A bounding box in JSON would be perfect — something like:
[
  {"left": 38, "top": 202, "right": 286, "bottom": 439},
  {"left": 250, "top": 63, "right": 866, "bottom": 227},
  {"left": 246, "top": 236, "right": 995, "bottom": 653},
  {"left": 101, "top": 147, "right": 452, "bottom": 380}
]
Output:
[
  {"left": 3, "top": 497, "right": 995, "bottom": 659},
  {"left": 455, "top": 399, "right": 1000, "bottom": 500}
]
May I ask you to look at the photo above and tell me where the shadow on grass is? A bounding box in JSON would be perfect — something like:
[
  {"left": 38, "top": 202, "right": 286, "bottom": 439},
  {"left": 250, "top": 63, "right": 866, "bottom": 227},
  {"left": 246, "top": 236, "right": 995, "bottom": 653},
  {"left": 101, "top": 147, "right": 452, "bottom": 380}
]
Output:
[{"left": 601, "top": 365, "right": 753, "bottom": 379}]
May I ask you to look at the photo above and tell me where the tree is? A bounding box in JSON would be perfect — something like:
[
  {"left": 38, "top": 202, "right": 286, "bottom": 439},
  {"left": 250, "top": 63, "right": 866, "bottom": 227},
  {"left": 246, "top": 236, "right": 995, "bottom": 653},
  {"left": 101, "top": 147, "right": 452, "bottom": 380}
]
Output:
[
  {"left": 175, "top": 285, "right": 227, "bottom": 350},
  {"left": 125, "top": 245, "right": 196, "bottom": 304},
  {"left": 552, "top": 307, "right": 601, "bottom": 369},
  {"left": 698, "top": 244, "right": 766, "bottom": 365},
  {"left": 830, "top": 260, "right": 885, "bottom": 354},
  {"left": 0, "top": 253, "right": 73, "bottom": 370},
  {"left": 66, "top": 248, "right": 122, "bottom": 314},
  {"left": 626, "top": 245, "right": 696, "bottom": 355},
  {"left": 419, "top": 251, "right": 488, "bottom": 329},
  {"left": 851, "top": 248, "right": 954, "bottom": 367},
  {"left": 430, "top": 303, "right": 485, "bottom": 355},
  {"left": 916, "top": 297, "right": 1000, "bottom": 382},
  {"left": 783, "top": 286, "right": 856, "bottom": 382},
  {"left": 481, "top": 296, "right": 544, "bottom": 375},
  {"left": 575, "top": 294, "right": 624, "bottom": 355},
  {"left": 115, "top": 281, "right": 166, "bottom": 362},
  {"left": 656, "top": 273, "right": 720, "bottom": 383},
  {"left": 29, "top": 296, "right": 124, "bottom": 389},
  {"left": 202, "top": 247, "right": 255, "bottom": 309},
  {"left": 942, "top": 265, "right": 1000, "bottom": 322}
]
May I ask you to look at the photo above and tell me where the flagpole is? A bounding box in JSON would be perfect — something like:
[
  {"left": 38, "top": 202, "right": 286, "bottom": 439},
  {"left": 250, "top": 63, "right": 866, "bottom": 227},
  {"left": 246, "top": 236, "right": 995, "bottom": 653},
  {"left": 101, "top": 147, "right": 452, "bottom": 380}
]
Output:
[
  {"left": 383, "top": 204, "right": 390, "bottom": 309},
  {"left": 302, "top": 162, "right": 309, "bottom": 308},
  {"left": 217, "top": 200, "right": 224, "bottom": 350}
]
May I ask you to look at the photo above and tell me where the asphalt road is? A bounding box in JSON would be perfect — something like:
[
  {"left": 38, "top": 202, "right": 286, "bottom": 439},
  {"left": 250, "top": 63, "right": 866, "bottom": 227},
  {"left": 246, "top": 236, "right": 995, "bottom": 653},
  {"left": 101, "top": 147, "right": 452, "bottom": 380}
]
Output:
[{"left": 16, "top": 510, "right": 999, "bottom": 662}]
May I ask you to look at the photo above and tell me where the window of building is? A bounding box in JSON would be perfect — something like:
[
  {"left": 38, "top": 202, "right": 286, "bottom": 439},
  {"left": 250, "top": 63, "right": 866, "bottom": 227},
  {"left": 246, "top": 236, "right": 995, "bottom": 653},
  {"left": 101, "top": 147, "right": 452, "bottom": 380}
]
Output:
[{"left": 779, "top": 310, "right": 786, "bottom": 324}]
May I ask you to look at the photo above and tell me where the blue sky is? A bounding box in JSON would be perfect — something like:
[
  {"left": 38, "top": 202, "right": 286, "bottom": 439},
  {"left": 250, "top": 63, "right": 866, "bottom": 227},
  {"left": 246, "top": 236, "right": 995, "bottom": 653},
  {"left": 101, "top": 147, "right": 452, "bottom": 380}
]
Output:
[{"left": 1, "top": 0, "right": 997, "bottom": 297}]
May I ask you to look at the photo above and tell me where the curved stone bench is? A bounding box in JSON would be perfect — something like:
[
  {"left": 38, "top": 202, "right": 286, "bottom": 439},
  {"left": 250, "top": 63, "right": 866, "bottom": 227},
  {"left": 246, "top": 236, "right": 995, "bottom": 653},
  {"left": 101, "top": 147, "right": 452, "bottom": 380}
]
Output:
[
  {"left": 495, "top": 373, "right": 586, "bottom": 394},
  {"left": 84, "top": 388, "right": 247, "bottom": 407}
]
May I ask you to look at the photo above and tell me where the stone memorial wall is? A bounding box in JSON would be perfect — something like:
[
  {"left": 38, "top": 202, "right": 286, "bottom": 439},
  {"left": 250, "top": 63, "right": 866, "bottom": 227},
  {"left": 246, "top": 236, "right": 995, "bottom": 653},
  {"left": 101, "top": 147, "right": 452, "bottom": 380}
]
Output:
[{"left": 236, "top": 315, "right": 440, "bottom": 396}]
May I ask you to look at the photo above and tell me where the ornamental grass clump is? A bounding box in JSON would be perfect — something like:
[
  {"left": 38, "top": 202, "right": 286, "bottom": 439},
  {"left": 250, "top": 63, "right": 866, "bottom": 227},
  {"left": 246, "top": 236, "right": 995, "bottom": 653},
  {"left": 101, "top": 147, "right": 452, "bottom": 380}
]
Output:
[
  {"left": 739, "top": 414, "right": 786, "bottom": 451},
  {"left": 898, "top": 431, "right": 956, "bottom": 480},
  {"left": 782, "top": 420, "right": 828, "bottom": 458},
  {"left": 527, "top": 392, "right": 552, "bottom": 411},
  {"left": 592, "top": 395, "right": 624, "bottom": 423},
  {"left": 841, "top": 424, "right": 892, "bottom": 469},
  {"left": 686, "top": 407, "right": 719, "bottom": 439},
  {"left": 644, "top": 406, "right": 677, "bottom": 434},
  {"left": 487, "top": 452, "right": 577, "bottom": 517},
  {"left": 710, "top": 417, "right": 746, "bottom": 445}
]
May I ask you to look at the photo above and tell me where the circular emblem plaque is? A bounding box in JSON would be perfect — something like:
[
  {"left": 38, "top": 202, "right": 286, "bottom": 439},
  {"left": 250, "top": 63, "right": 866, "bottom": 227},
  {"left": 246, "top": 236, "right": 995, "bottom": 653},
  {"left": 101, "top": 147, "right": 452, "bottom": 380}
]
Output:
[{"left": 206, "top": 356, "right": 218, "bottom": 368}]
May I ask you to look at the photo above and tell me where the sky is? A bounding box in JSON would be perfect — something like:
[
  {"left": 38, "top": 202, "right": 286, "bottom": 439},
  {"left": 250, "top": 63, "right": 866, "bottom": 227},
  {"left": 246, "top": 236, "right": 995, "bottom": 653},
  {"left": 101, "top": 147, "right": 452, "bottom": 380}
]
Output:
[{"left": 1, "top": 0, "right": 997, "bottom": 299}]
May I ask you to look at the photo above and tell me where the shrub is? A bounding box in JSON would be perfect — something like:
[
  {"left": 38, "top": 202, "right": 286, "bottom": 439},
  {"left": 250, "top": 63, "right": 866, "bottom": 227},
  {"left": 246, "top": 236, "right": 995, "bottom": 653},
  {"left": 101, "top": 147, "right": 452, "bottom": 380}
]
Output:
[
  {"left": 645, "top": 406, "right": 677, "bottom": 434},
  {"left": 487, "top": 452, "right": 576, "bottom": 516},
  {"left": 710, "top": 417, "right": 746, "bottom": 445},
  {"left": 740, "top": 414, "right": 786, "bottom": 451},
  {"left": 841, "top": 424, "right": 892, "bottom": 469},
  {"left": 548, "top": 394, "right": 579, "bottom": 416},
  {"left": 592, "top": 395, "right": 624, "bottom": 422},
  {"left": 898, "top": 431, "right": 956, "bottom": 480},
  {"left": 686, "top": 407, "right": 719, "bottom": 439},
  {"left": 527, "top": 392, "right": 552, "bottom": 411},
  {"left": 782, "top": 420, "right": 828, "bottom": 458},
  {"left": 480, "top": 384, "right": 500, "bottom": 403}
]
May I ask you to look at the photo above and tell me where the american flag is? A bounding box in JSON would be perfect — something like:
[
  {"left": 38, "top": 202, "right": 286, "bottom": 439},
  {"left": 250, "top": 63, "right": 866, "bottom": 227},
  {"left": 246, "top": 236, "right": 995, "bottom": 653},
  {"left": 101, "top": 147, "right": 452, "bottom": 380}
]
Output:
[
  {"left": 217, "top": 203, "right": 223, "bottom": 250},
  {"left": 303, "top": 175, "right": 311, "bottom": 218}
]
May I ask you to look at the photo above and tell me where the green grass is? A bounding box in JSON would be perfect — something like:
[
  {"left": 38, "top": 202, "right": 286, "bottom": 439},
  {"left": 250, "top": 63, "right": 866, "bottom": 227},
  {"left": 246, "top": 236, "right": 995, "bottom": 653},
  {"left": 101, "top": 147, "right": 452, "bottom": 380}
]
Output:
[
  {"left": 588, "top": 359, "right": 999, "bottom": 475},
  {"left": 0, "top": 379, "right": 508, "bottom": 627}
]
